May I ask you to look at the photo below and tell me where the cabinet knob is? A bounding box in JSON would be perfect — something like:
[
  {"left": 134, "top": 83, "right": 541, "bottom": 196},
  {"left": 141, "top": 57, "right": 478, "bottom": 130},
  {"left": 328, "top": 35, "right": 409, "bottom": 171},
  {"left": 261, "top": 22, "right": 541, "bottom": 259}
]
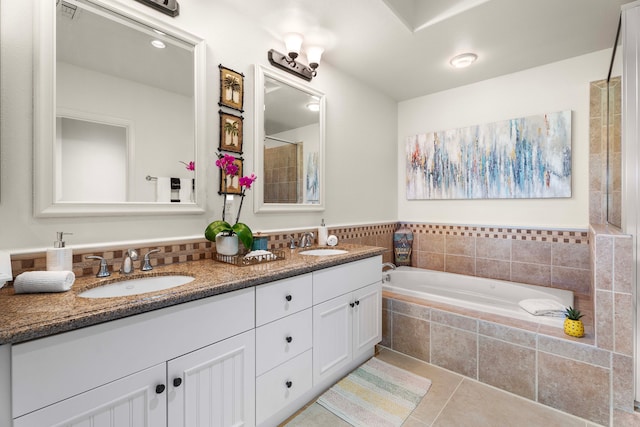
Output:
[
  {"left": 173, "top": 377, "right": 183, "bottom": 387},
  {"left": 355, "top": 300, "right": 360, "bottom": 306},
  {"left": 285, "top": 380, "right": 293, "bottom": 389},
  {"left": 285, "top": 336, "right": 293, "bottom": 343},
  {"left": 155, "top": 384, "right": 166, "bottom": 394},
  {"left": 285, "top": 294, "right": 292, "bottom": 302},
  {"left": 350, "top": 302, "right": 355, "bottom": 308}
]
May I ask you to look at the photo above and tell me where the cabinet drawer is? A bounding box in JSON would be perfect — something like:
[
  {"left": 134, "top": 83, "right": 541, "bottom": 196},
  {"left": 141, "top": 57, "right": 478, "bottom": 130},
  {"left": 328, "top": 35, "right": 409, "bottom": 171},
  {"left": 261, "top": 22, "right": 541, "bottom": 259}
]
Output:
[
  {"left": 12, "top": 287, "right": 255, "bottom": 418},
  {"left": 313, "top": 255, "right": 381, "bottom": 304},
  {"left": 256, "top": 274, "right": 312, "bottom": 326},
  {"left": 256, "top": 309, "right": 312, "bottom": 376},
  {"left": 256, "top": 350, "right": 312, "bottom": 425}
]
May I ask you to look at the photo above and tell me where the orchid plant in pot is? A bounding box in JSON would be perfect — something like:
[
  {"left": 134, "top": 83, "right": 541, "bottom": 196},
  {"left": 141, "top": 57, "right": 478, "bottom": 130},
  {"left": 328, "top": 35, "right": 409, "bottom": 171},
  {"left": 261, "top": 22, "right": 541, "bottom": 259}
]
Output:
[{"left": 205, "top": 153, "right": 257, "bottom": 255}]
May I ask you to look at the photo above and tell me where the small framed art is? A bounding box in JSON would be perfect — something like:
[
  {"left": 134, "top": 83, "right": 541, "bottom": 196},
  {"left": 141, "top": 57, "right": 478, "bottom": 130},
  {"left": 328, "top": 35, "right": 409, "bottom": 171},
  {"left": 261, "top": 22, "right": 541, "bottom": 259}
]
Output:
[
  {"left": 219, "top": 65, "right": 244, "bottom": 112},
  {"left": 219, "top": 110, "right": 243, "bottom": 153},
  {"left": 219, "top": 156, "right": 244, "bottom": 195}
]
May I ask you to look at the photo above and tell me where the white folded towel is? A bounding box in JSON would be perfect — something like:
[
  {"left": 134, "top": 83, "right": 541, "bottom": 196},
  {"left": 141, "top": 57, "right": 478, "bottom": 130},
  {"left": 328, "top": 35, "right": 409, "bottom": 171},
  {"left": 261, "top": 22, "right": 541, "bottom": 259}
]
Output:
[
  {"left": 179, "top": 178, "right": 193, "bottom": 203},
  {"left": 244, "top": 250, "right": 276, "bottom": 262},
  {"left": 518, "top": 298, "right": 567, "bottom": 317},
  {"left": 156, "top": 177, "right": 171, "bottom": 203},
  {"left": 13, "top": 271, "right": 75, "bottom": 294}
]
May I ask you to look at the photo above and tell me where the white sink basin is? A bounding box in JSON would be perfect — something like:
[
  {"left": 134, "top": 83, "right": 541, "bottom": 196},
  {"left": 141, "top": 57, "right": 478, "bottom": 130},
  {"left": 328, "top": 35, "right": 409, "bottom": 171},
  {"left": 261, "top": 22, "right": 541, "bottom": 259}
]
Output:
[
  {"left": 300, "top": 249, "right": 348, "bottom": 256},
  {"left": 79, "top": 275, "right": 194, "bottom": 298}
]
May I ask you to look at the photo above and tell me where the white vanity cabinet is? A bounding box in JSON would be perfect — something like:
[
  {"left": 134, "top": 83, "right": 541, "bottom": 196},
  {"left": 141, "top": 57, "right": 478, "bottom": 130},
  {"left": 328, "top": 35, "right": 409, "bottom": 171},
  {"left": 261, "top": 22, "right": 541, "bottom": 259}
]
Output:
[
  {"left": 312, "top": 256, "right": 382, "bottom": 384},
  {"left": 11, "top": 288, "right": 256, "bottom": 427},
  {"left": 254, "top": 274, "right": 313, "bottom": 425}
]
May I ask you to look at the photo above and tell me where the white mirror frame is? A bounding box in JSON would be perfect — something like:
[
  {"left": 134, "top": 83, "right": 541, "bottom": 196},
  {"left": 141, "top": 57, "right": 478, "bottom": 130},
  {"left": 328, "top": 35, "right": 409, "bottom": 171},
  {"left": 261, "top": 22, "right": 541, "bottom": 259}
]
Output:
[
  {"left": 253, "top": 64, "right": 325, "bottom": 213},
  {"left": 33, "top": 0, "right": 206, "bottom": 217}
]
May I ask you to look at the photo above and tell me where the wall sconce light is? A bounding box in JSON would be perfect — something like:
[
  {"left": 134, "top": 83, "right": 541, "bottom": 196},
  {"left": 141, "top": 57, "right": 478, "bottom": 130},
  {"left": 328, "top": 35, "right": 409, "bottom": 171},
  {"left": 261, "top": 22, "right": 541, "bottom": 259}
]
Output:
[{"left": 268, "top": 33, "right": 324, "bottom": 81}]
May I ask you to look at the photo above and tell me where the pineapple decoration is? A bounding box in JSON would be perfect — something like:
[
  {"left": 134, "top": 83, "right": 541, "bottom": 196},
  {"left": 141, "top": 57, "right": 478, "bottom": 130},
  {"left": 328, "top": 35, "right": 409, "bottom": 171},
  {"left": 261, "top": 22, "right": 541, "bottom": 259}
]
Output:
[{"left": 563, "top": 306, "right": 585, "bottom": 338}]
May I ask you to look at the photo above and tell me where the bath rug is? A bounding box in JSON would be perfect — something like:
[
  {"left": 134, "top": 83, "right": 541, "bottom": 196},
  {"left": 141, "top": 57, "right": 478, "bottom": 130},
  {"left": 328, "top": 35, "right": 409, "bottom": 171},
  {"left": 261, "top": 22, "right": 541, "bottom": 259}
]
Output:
[{"left": 317, "top": 357, "right": 431, "bottom": 427}]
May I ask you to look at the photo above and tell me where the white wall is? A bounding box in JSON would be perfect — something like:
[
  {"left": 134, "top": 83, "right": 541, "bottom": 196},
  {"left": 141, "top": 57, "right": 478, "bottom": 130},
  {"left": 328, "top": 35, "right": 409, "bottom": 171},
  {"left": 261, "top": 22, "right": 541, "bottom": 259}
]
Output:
[
  {"left": 0, "top": 0, "right": 397, "bottom": 251},
  {"left": 398, "top": 48, "right": 621, "bottom": 229}
]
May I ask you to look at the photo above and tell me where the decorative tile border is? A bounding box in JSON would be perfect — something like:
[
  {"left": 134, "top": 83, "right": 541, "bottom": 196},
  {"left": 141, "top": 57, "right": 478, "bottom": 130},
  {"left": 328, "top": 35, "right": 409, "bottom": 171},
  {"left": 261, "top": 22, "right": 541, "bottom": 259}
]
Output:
[{"left": 402, "top": 223, "right": 589, "bottom": 244}]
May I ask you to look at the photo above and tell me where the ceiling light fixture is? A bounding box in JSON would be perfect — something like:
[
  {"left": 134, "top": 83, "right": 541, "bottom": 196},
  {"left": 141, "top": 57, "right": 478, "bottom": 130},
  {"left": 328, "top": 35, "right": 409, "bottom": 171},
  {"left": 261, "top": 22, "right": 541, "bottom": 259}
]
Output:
[
  {"left": 450, "top": 52, "right": 478, "bottom": 69},
  {"left": 151, "top": 40, "right": 166, "bottom": 49},
  {"left": 268, "top": 33, "right": 324, "bottom": 81}
]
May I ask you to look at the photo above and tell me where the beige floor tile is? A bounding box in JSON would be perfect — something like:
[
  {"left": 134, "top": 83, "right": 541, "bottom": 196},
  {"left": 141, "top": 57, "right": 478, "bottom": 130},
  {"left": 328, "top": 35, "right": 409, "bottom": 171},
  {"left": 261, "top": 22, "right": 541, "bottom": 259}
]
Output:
[
  {"left": 377, "top": 348, "right": 463, "bottom": 426},
  {"left": 432, "top": 379, "right": 587, "bottom": 427},
  {"left": 281, "top": 403, "right": 351, "bottom": 427}
]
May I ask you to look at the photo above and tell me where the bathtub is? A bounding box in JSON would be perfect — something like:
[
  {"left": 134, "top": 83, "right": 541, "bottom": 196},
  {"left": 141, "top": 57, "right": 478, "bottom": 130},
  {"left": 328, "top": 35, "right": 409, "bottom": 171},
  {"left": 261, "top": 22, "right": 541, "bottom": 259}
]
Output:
[{"left": 382, "top": 267, "right": 574, "bottom": 327}]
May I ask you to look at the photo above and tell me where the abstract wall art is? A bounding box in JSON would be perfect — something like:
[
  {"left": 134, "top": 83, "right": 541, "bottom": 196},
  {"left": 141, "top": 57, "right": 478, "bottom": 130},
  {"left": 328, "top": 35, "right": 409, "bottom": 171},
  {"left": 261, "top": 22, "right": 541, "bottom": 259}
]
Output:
[{"left": 406, "top": 110, "right": 572, "bottom": 200}]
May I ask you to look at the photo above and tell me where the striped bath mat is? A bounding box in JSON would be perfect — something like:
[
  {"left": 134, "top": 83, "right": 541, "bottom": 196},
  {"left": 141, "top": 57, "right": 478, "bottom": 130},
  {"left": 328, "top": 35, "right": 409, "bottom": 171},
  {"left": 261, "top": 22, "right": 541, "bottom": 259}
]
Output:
[{"left": 317, "top": 357, "right": 432, "bottom": 427}]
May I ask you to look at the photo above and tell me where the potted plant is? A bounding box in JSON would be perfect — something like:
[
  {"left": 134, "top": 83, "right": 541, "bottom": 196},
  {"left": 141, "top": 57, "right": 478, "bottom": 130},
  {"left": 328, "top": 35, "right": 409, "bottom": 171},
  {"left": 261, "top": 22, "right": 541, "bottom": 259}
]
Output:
[
  {"left": 205, "top": 153, "right": 257, "bottom": 255},
  {"left": 563, "top": 306, "right": 585, "bottom": 338}
]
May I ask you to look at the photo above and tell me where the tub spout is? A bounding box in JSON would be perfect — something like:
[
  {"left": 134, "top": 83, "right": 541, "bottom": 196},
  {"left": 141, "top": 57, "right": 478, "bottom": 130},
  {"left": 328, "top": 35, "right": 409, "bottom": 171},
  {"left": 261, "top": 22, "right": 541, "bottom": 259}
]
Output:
[{"left": 382, "top": 262, "right": 396, "bottom": 272}]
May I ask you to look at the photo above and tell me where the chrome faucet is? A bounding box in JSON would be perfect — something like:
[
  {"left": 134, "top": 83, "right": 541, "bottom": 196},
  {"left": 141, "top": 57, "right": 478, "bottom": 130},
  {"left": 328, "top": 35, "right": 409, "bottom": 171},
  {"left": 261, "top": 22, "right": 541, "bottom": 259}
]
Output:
[
  {"left": 299, "top": 232, "right": 315, "bottom": 248},
  {"left": 86, "top": 255, "right": 110, "bottom": 278},
  {"left": 141, "top": 249, "right": 161, "bottom": 271},
  {"left": 288, "top": 235, "right": 298, "bottom": 249},
  {"left": 120, "top": 249, "right": 138, "bottom": 274},
  {"left": 382, "top": 262, "right": 397, "bottom": 271}
]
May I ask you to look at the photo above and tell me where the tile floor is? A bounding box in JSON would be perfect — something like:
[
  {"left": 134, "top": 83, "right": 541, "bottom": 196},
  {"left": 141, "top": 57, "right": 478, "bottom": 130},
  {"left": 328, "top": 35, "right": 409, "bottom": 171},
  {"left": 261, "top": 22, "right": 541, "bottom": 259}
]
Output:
[{"left": 282, "top": 347, "right": 640, "bottom": 427}]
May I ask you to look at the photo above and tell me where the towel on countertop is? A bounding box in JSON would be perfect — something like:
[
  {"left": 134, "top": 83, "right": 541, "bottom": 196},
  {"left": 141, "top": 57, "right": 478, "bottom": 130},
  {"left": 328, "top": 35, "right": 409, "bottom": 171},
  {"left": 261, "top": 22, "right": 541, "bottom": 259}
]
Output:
[
  {"left": 156, "top": 177, "right": 172, "bottom": 203},
  {"left": 518, "top": 298, "right": 567, "bottom": 317},
  {"left": 244, "top": 250, "right": 276, "bottom": 262},
  {"left": 13, "top": 271, "right": 75, "bottom": 294},
  {"left": 179, "top": 178, "right": 193, "bottom": 203}
]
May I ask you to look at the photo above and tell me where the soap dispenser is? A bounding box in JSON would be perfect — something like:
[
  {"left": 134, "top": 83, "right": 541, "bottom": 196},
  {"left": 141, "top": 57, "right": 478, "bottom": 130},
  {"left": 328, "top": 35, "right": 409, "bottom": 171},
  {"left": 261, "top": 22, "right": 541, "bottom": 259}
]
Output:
[
  {"left": 46, "top": 232, "right": 73, "bottom": 271},
  {"left": 318, "top": 219, "right": 328, "bottom": 246}
]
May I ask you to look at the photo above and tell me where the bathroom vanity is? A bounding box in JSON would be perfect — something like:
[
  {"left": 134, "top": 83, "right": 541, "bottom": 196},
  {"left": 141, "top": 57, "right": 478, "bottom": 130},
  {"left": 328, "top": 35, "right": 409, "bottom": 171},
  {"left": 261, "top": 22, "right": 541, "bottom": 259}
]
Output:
[{"left": 0, "top": 247, "right": 383, "bottom": 427}]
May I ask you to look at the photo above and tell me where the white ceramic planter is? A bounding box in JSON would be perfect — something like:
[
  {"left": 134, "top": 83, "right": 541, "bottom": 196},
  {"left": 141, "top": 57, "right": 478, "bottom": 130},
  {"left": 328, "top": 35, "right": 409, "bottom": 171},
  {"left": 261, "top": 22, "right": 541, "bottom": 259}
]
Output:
[{"left": 215, "top": 234, "right": 239, "bottom": 256}]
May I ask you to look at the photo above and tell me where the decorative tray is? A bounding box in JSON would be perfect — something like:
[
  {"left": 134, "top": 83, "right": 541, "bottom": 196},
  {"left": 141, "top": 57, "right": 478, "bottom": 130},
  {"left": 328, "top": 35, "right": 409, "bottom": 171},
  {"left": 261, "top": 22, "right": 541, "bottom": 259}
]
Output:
[{"left": 213, "top": 248, "right": 286, "bottom": 267}]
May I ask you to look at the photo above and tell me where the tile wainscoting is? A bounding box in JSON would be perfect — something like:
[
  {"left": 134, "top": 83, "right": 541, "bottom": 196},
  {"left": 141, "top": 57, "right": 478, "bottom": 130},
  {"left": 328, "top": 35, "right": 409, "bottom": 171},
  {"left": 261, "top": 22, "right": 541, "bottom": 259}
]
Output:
[{"left": 5, "top": 221, "right": 634, "bottom": 424}]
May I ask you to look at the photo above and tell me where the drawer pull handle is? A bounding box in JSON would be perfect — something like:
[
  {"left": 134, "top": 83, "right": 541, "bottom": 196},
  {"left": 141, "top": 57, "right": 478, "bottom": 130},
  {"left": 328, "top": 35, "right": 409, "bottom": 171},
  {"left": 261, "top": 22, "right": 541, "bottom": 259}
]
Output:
[
  {"left": 285, "top": 380, "right": 293, "bottom": 389},
  {"left": 285, "top": 294, "right": 292, "bottom": 302},
  {"left": 350, "top": 302, "right": 355, "bottom": 308},
  {"left": 286, "top": 336, "right": 293, "bottom": 343},
  {"left": 155, "top": 384, "right": 166, "bottom": 394},
  {"left": 173, "top": 378, "right": 183, "bottom": 387}
]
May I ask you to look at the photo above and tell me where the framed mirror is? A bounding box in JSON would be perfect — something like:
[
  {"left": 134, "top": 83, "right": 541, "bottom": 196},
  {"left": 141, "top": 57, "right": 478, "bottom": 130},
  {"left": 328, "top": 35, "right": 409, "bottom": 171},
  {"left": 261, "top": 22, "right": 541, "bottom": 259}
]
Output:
[
  {"left": 253, "top": 65, "right": 325, "bottom": 213},
  {"left": 34, "top": 0, "right": 206, "bottom": 217}
]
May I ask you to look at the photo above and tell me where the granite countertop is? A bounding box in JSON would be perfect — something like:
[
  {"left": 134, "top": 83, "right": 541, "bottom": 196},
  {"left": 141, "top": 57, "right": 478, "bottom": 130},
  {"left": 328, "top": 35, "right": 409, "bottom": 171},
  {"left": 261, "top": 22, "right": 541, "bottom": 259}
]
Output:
[{"left": 0, "top": 244, "right": 385, "bottom": 345}]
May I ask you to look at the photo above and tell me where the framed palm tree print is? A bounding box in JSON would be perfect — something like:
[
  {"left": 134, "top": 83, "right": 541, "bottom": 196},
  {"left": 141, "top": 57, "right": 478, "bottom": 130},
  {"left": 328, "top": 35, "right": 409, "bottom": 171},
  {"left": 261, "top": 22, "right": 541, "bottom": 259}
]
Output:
[
  {"left": 219, "top": 65, "right": 244, "bottom": 112},
  {"left": 219, "top": 110, "right": 243, "bottom": 153}
]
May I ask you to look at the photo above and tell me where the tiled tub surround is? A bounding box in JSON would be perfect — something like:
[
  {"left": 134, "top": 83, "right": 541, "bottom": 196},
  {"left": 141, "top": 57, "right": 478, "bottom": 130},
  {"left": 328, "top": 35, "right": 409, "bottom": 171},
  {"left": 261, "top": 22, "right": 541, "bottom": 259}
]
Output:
[
  {"left": 382, "top": 295, "right": 615, "bottom": 425},
  {"left": 403, "top": 223, "right": 593, "bottom": 326}
]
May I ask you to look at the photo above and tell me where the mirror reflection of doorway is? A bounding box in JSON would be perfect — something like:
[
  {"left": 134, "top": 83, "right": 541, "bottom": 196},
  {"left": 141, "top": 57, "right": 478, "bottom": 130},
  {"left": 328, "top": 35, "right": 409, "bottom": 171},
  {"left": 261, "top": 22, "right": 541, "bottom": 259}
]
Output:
[{"left": 263, "top": 138, "right": 303, "bottom": 204}]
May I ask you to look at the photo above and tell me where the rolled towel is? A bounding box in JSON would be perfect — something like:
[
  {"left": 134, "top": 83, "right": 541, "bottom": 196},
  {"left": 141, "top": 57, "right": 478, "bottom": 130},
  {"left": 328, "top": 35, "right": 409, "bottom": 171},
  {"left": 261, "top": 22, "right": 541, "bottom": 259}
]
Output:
[
  {"left": 156, "top": 177, "right": 171, "bottom": 203},
  {"left": 13, "top": 271, "right": 75, "bottom": 294},
  {"left": 518, "top": 298, "right": 567, "bottom": 317}
]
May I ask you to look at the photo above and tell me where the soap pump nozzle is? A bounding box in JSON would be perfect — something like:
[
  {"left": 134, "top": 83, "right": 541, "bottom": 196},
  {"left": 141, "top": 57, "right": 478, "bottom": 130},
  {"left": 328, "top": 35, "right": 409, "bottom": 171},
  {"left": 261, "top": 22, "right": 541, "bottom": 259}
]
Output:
[{"left": 54, "top": 231, "right": 73, "bottom": 248}]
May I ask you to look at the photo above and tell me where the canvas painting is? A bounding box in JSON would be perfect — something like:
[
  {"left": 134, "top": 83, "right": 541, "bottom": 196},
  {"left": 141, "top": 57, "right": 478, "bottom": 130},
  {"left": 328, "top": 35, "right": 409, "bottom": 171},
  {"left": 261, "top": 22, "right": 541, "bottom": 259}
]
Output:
[{"left": 406, "top": 110, "right": 572, "bottom": 200}]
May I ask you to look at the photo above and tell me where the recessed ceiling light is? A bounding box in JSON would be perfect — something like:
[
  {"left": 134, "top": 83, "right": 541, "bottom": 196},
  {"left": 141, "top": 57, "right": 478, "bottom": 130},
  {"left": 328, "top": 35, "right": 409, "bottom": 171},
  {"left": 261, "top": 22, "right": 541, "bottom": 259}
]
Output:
[
  {"left": 151, "top": 40, "right": 166, "bottom": 49},
  {"left": 306, "top": 102, "right": 320, "bottom": 112},
  {"left": 450, "top": 53, "right": 478, "bottom": 69}
]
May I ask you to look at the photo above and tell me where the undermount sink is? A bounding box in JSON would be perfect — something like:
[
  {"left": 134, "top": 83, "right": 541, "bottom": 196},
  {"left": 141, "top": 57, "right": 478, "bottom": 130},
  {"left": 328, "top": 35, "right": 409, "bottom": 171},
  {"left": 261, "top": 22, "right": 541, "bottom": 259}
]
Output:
[
  {"left": 78, "top": 275, "right": 195, "bottom": 298},
  {"left": 300, "top": 249, "right": 348, "bottom": 256}
]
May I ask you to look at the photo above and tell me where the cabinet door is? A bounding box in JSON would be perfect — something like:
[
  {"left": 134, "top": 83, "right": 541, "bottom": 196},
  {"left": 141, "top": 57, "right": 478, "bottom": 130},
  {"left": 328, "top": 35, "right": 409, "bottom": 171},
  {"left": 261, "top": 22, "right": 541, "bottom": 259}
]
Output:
[
  {"left": 13, "top": 363, "right": 166, "bottom": 427},
  {"left": 312, "top": 293, "right": 353, "bottom": 384},
  {"left": 353, "top": 282, "right": 382, "bottom": 359},
  {"left": 168, "top": 330, "right": 256, "bottom": 427}
]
